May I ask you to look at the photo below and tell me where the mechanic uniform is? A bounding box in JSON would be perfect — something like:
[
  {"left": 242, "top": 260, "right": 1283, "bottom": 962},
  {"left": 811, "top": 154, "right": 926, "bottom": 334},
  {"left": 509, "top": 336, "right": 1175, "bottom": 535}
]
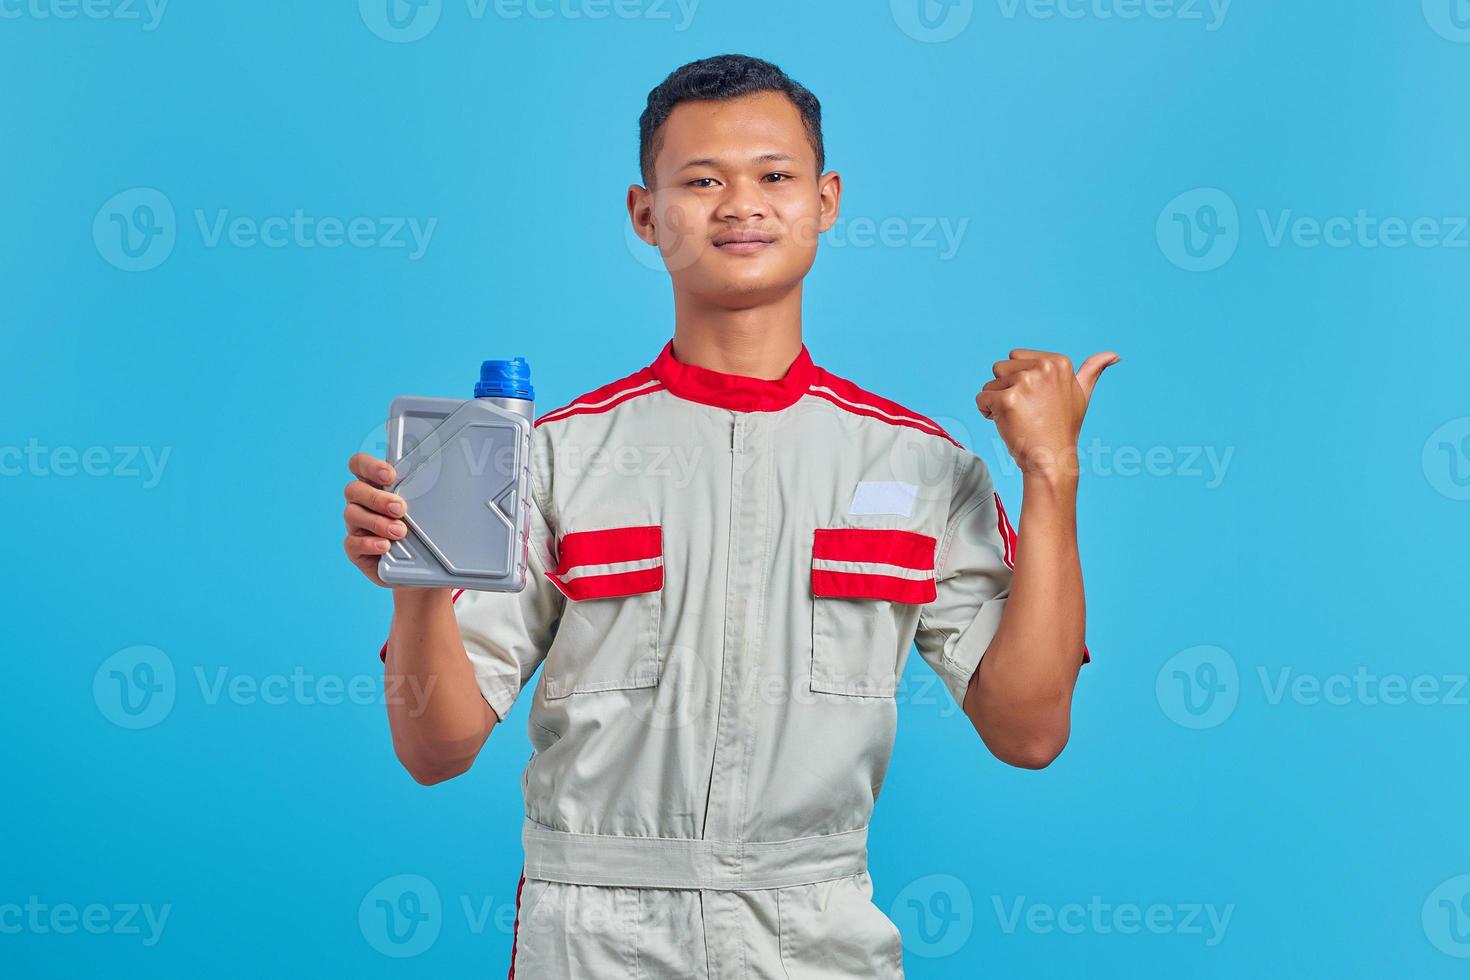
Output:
[{"left": 381, "top": 339, "right": 1087, "bottom": 978}]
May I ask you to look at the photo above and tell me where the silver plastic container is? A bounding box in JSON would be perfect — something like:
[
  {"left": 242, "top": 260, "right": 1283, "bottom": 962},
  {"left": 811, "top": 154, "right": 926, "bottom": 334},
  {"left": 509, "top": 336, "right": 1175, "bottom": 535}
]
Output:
[{"left": 377, "top": 358, "right": 535, "bottom": 592}]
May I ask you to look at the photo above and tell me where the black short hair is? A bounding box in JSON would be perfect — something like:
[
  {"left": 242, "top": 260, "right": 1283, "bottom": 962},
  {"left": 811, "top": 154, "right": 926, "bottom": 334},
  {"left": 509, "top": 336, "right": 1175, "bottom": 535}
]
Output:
[{"left": 638, "top": 54, "right": 824, "bottom": 188}]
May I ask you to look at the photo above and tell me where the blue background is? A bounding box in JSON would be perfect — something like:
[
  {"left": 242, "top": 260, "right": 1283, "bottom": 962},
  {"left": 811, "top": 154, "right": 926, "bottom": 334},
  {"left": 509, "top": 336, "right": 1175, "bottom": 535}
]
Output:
[{"left": 4, "top": 1, "right": 1468, "bottom": 976}]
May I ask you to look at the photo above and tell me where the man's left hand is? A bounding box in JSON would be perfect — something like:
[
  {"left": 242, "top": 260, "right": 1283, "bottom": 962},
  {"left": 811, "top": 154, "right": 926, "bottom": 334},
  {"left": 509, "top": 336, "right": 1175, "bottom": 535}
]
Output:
[{"left": 976, "top": 348, "right": 1119, "bottom": 481}]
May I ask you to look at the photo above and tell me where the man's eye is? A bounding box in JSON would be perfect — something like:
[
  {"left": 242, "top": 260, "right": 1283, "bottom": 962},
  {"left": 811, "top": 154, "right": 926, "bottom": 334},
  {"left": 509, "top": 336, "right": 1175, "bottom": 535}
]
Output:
[
  {"left": 764, "top": 173, "right": 793, "bottom": 183},
  {"left": 689, "top": 178, "right": 718, "bottom": 188}
]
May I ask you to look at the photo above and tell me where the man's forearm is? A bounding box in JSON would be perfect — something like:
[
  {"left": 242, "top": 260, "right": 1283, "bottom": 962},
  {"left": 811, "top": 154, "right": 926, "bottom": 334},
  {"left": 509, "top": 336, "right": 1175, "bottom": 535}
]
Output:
[
  {"left": 384, "top": 588, "right": 498, "bottom": 784},
  {"left": 963, "top": 473, "right": 1085, "bottom": 767}
]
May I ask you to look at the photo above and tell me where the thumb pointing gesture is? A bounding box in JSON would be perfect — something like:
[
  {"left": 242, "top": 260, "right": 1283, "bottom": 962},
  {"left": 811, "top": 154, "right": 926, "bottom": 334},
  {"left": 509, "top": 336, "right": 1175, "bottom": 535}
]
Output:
[
  {"left": 1075, "top": 351, "right": 1121, "bottom": 403},
  {"left": 979, "top": 347, "right": 1118, "bottom": 479}
]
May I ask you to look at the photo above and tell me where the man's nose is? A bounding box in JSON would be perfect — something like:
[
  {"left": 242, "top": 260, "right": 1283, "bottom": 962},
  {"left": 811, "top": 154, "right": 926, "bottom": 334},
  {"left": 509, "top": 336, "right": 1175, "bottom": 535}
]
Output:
[{"left": 719, "top": 179, "right": 768, "bottom": 222}]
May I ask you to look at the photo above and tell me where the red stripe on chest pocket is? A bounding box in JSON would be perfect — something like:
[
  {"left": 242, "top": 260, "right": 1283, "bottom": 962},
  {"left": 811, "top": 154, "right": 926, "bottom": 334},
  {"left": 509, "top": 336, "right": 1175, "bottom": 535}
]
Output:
[
  {"left": 547, "top": 524, "right": 664, "bottom": 600},
  {"left": 811, "top": 527, "right": 937, "bottom": 604}
]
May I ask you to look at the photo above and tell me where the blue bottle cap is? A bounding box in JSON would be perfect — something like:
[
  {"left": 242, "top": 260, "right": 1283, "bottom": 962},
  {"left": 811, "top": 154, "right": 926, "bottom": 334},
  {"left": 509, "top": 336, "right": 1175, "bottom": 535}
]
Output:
[{"left": 475, "top": 357, "right": 534, "bottom": 400}]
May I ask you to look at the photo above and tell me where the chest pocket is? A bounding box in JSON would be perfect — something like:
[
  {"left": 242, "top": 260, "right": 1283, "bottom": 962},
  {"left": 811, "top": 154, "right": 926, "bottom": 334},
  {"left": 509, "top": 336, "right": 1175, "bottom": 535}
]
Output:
[
  {"left": 810, "top": 527, "right": 937, "bottom": 698},
  {"left": 542, "top": 524, "right": 664, "bottom": 699}
]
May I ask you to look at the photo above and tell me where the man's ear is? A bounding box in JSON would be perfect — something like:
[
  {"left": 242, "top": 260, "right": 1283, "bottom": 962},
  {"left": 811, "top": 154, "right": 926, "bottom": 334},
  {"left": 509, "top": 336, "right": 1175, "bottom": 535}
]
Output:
[
  {"left": 626, "top": 184, "right": 657, "bottom": 246},
  {"left": 816, "top": 170, "right": 842, "bottom": 235}
]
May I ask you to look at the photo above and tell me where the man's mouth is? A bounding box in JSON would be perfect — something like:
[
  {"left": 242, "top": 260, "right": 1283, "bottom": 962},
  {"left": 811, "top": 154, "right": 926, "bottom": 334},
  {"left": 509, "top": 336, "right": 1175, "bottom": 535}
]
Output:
[{"left": 714, "top": 232, "right": 777, "bottom": 253}]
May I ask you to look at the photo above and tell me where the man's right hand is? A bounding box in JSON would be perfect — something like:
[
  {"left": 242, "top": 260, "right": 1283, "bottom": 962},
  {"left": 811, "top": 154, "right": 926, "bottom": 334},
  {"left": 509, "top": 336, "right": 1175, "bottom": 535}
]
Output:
[
  {"left": 343, "top": 452, "right": 410, "bottom": 587},
  {"left": 347, "top": 452, "right": 491, "bottom": 783}
]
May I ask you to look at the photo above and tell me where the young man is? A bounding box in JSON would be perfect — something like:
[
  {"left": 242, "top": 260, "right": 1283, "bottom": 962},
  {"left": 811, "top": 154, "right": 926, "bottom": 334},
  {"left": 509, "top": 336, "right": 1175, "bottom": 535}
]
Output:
[{"left": 343, "top": 54, "right": 1113, "bottom": 979}]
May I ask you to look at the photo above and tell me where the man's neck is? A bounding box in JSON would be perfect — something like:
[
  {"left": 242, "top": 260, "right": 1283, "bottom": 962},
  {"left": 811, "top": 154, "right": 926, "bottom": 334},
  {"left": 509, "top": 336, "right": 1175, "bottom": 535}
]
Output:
[{"left": 669, "top": 288, "right": 804, "bottom": 380}]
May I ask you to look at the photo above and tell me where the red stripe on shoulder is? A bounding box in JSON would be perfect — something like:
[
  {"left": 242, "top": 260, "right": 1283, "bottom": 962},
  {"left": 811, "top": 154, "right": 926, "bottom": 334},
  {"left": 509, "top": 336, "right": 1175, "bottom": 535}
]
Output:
[
  {"left": 807, "top": 368, "right": 961, "bottom": 447},
  {"left": 534, "top": 367, "right": 662, "bottom": 427}
]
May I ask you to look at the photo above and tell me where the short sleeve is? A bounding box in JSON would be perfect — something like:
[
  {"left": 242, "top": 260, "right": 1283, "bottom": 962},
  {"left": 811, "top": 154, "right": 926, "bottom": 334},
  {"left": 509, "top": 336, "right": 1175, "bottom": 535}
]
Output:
[
  {"left": 450, "top": 491, "right": 565, "bottom": 722},
  {"left": 913, "top": 450, "right": 1014, "bottom": 708},
  {"left": 378, "top": 441, "right": 566, "bottom": 723}
]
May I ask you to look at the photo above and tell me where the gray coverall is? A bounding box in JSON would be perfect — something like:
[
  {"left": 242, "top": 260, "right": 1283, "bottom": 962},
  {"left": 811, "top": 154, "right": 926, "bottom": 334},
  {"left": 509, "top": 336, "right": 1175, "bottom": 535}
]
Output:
[{"left": 386, "top": 340, "right": 1067, "bottom": 977}]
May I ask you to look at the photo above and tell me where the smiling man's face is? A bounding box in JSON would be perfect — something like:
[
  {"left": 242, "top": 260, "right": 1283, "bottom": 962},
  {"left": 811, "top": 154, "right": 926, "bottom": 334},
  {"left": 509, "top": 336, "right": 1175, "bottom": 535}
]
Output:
[{"left": 630, "top": 90, "right": 841, "bottom": 306}]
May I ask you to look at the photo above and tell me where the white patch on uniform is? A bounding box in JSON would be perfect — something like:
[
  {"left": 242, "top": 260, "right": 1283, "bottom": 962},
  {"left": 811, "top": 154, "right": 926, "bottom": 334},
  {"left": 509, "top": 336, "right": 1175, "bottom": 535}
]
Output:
[{"left": 847, "top": 480, "right": 918, "bottom": 517}]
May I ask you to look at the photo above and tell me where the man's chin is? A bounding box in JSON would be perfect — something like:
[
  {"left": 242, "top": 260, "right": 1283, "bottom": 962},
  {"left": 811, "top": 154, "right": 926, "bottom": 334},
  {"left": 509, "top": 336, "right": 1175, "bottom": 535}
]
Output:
[
  {"left": 718, "top": 268, "right": 794, "bottom": 294},
  {"left": 679, "top": 275, "right": 793, "bottom": 306},
  {"left": 677, "top": 260, "right": 777, "bottom": 290}
]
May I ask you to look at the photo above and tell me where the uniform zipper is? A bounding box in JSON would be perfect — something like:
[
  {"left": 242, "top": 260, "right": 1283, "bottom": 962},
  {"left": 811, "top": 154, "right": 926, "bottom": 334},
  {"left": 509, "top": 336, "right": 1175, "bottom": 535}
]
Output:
[{"left": 698, "top": 415, "right": 742, "bottom": 840}]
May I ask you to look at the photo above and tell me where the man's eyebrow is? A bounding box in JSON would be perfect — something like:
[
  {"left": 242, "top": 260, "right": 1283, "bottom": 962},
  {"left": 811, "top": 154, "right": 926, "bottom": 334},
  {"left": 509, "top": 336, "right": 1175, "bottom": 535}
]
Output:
[{"left": 675, "top": 153, "right": 797, "bottom": 171}]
